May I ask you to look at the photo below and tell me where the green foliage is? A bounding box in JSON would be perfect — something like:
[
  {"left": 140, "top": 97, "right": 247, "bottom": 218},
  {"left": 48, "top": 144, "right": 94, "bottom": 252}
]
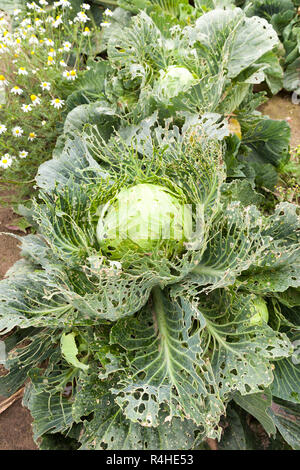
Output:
[
  {"left": 0, "top": 120, "right": 299, "bottom": 449},
  {"left": 241, "top": 0, "right": 300, "bottom": 94},
  {"left": 0, "top": 0, "right": 299, "bottom": 452}
]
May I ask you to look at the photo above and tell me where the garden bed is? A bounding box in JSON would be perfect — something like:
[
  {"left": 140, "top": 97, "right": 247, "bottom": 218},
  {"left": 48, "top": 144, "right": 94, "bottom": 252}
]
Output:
[{"left": 0, "top": 0, "right": 299, "bottom": 452}]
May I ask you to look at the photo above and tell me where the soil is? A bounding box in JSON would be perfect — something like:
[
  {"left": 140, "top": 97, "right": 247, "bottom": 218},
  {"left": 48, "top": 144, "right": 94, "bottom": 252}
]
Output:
[
  {"left": 0, "top": 94, "right": 299, "bottom": 451},
  {"left": 0, "top": 202, "right": 37, "bottom": 450},
  {"left": 259, "top": 92, "right": 300, "bottom": 149}
]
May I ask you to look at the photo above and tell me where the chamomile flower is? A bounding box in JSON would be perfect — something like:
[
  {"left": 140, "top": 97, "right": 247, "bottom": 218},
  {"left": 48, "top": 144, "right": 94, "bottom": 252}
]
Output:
[
  {"left": 48, "top": 48, "right": 56, "bottom": 57},
  {"left": 28, "top": 132, "right": 36, "bottom": 141},
  {"left": 12, "top": 126, "right": 24, "bottom": 137},
  {"left": 63, "top": 69, "right": 77, "bottom": 81},
  {"left": 100, "top": 21, "right": 111, "bottom": 28},
  {"left": 29, "top": 34, "right": 39, "bottom": 45},
  {"left": 11, "top": 85, "right": 23, "bottom": 95},
  {"left": 39, "top": 0, "right": 48, "bottom": 5},
  {"left": 44, "top": 38, "right": 54, "bottom": 46},
  {"left": 0, "top": 124, "right": 7, "bottom": 134},
  {"left": 70, "top": 70, "right": 77, "bottom": 79},
  {"left": 0, "top": 154, "right": 12, "bottom": 169},
  {"left": 26, "top": 24, "right": 34, "bottom": 33},
  {"left": 83, "top": 26, "right": 90, "bottom": 36},
  {"left": 40, "top": 81, "right": 51, "bottom": 91},
  {"left": 104, "top": 8, "right": 113, "bottom": 16},
  {"left": 0, "top": 75, "right": 8, "bottom": 86},
  {"left": 51, "top": 98, "right": 64, "bottom": 109},
  {"left": 34, "top": 18, "right": 43, "bottom": 27},
  {"left": 0, "top": 17, "right": 8, "bottom": 29},
  {"left": 81, "top": 3, "right": 90, "bottom": 10},
  {"left": 0, "top": 43, "right": 8, "bottom": 54},
  {"left": 30, "top": 94, "right": 41, "bottom": 105},
  {"left": 59, "top": 59, "right": 67, "bottom": 67},
  {"left": 53, "top": 15, "right": 63, "bottom": 28},
  {"left": 74, "top": 11, "right": 89, "bottom": 23},
  {"left": 2, "top": 32, "right": 13, "bottom": 46},
  {"left": 18, "top": 30, "right": 27, "bottom": 40},
  {"left": 62, "top": 70, "right": 70, "bottom": 80},
  {"left": 19, "top": 150, "right": 28, "bottom": 159},
  {"left": 27, "top": 2, "right": 41, "bottom": 11},
  {"left": 18, "top": 67, "right": 28, "bottom": 76},
  {"left": 13, "top": 8, "right": 22, "bottom": 16},
  {"left": 47, "top": 56, "right": 55, "bottom": 65},
  {"left": 20, "top": 18, "right": 31, "bottom": 27},
  {"left": 59, "top": 0, "right": 71, "bottom": 7},
  {"left": 62, "top": 41, "right": 71, "bottom": 51},
  {"left": 21, "top": 104, "right": 32, "bottom": 112}
]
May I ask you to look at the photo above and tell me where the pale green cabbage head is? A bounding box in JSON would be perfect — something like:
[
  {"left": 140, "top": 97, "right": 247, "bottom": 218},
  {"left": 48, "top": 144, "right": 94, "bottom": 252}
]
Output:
[
  {"left": 155, "top": 65, "right": 197, "bottom": 101},
  {"left": 96, "top": 183, "right": 193, "bottom": 259},
  {"left": 249, "top": 297, "right": 269, "bottom": 325}
]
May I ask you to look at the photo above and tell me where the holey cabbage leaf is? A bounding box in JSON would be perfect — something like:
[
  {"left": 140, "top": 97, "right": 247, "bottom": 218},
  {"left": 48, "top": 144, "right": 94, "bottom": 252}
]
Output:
[
  {"left": 0, "top": 123, "right": 299, "bottom": 449},
  {"left": 101, "top": 7, "right": 280, "bottom": 118},
  {"left": 66, "top": 7, "right": 281, "bottom": 122},
  {"left": 61, "top": 7, "right": 288, "bottom": 189}
]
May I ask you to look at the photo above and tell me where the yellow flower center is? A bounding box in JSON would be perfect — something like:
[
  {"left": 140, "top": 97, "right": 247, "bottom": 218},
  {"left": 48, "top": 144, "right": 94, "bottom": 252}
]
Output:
[
  {"left": 55, "top": 99, "right": 60, "bottom": 103},
  {"left": 2, "top": 159, "right": 7, "bottom": 164},
  {"left": 48, "top": 56, "right": 53, "bottom": 61},
  {"left": 29, "top": 133, "right": 35, "bottom": 138},
  {"left": 0, "top": 75, "right": 5, "bottom": 81},
  {"left": 70, "top": 70, "right": 76, "bottom": 76},
  {"left": 31, "top": 94, "right": 37, "bottom": 101}
]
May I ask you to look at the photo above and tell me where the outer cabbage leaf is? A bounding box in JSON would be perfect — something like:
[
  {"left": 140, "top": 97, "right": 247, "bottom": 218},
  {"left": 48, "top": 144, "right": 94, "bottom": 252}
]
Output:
[
  {"left": 108, "top": 289, "right": 291, "bottom": 437},
  {"left": 109, "top": 288, "right": 225, "bottom": 437},
  {"left": 73, "top": 368, "right": 198, "bottom": 450},
  {"left": 268, "top": 398, "right": 300, "bottom": 449},
  {"left": 239, "top": 203, "right": 300, "bottom": 294}
]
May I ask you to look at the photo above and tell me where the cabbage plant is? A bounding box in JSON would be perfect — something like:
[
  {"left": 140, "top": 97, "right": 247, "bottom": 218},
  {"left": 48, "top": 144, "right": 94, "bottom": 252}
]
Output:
[
  {"left": 62, "top": 7, "right": 290, "bottom": 191},
  {"left": 0, "top": 120, "right": 299, "bottom": 450}
]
